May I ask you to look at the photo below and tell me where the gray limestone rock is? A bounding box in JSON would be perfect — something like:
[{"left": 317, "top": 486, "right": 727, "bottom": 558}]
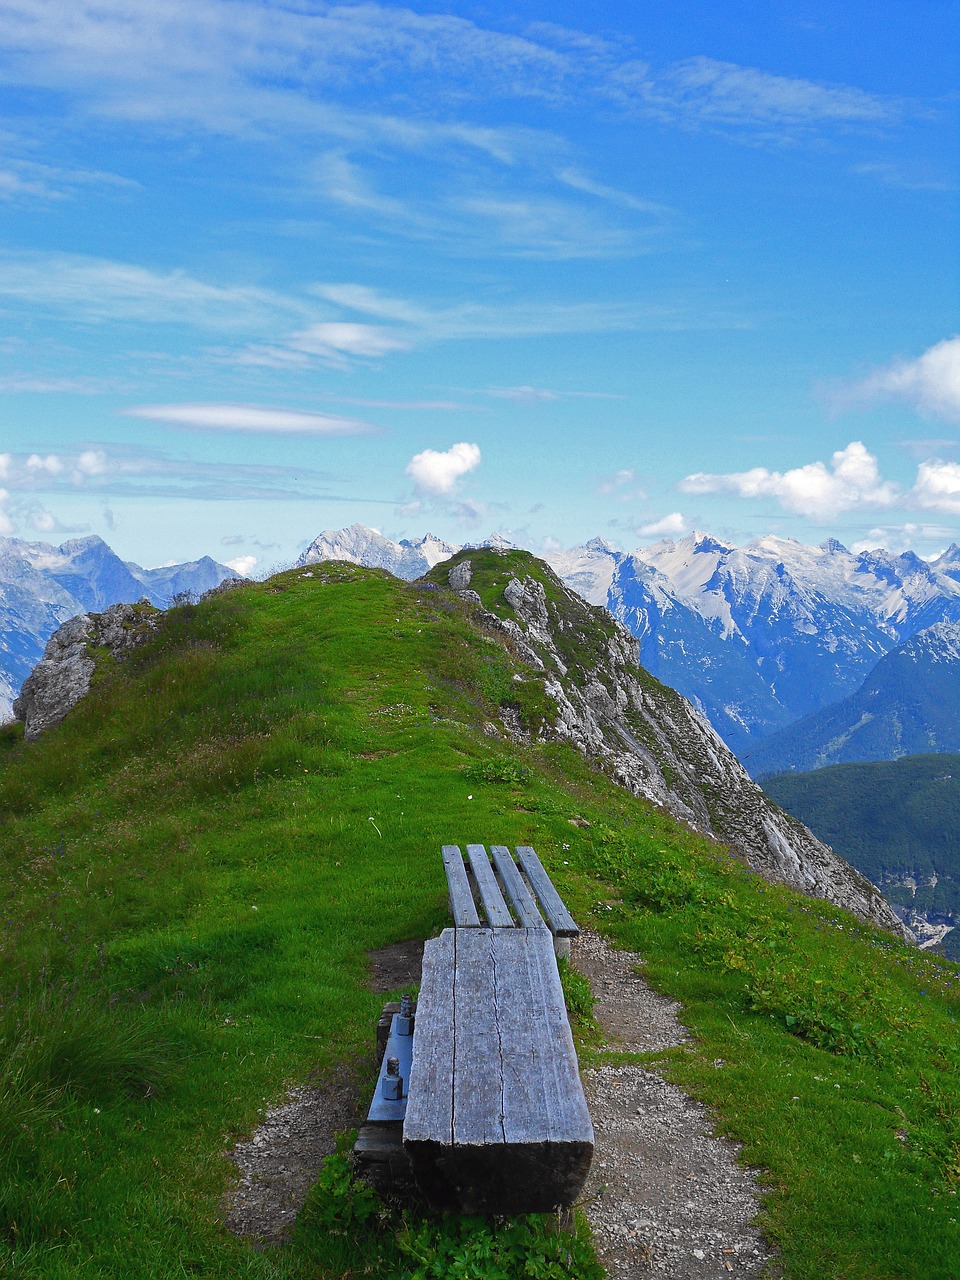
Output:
[
  {"left": 14, "top": 601, "right": 161, "bottom": 741},
  {"left": 447, "top": 559, "right": 473, "bottom": 590},
  {"left": 482, "top": 568, "right": 908, "bottom": 939}
]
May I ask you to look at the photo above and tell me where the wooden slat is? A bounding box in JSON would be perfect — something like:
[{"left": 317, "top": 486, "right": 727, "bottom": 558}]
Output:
[
  {"left": 403, "top": 930, "right": 455, "bottom": 1144},
  {"left": 466, "top": 844, "right": 515, "bottom": 927},
  {"left": 489, "top": 845, "right": 547, "bottom": 930},
  {"left": 495, "top": 929, "right": 593, "bottom": 1145},
  {"left": 442, "top": 844, "right": 481, "bottom": 927},
  {"left": 515, "top": 845, "right": 579, "bottom": 937},
  {"left": 451, "top": 930, "right": 505, "bottom": 1145}
]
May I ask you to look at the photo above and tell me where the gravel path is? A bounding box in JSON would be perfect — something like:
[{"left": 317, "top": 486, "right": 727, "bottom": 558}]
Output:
[
  {"left": 224, "top": 931, "right": 777, "bottom": 1277},
  {"left": 573, "top": 929, "right": 776, "bottom": 1278}
]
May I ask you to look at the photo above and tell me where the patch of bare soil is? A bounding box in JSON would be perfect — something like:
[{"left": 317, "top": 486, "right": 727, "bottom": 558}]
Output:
[
  {"left": 223, "top": 1066, "right": 363, "bottom": 1244},
  {"left": 223, "top": 940, "right": 423, "bottom": 1244},
  {"left": 367, "top": 938, "right": 424, "bottom": 993},
  {"left": 573, "top": 929, "right": 776, "bottom": 1278}
]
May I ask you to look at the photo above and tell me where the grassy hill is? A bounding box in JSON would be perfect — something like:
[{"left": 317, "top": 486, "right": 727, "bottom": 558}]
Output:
[
  {"left": 763, "top": 755, "right": 960, "bottom": 960},
  {"left": 2, "top": 555, "right": 960, "bottom": 1279}
]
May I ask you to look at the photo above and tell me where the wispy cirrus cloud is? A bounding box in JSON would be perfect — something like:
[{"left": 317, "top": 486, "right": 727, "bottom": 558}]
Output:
[
  {"left": 0, "top": 251, "right": 309, "bottom": 329},
  {"left": 123, "top": 402, "right": 375, "bottom": 435},
  {"left": 0, "top": 3, "right": 916, "bottom": 143},
  {"left": 615, "top": 56, "right": 906, "bottom": 132},
  {"left": 0, "top": 442, "right": 387, "bottom": 502},
  {"left": 486, "top": 385, "right": 622, "bottom": 403}
]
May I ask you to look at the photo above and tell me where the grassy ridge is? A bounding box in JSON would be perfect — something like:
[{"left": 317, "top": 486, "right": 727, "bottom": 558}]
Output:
[{"left": 0, "top": 560, "right": 959, "bottom": 1278}]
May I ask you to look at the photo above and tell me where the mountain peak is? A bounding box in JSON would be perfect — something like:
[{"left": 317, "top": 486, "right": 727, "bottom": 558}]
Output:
[{"left": 819, "top": 538, "right": 849, "bottom": 554}]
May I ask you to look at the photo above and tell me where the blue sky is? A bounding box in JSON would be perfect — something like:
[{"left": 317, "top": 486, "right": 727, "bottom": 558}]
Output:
[{"left": 0, "top": 0, "right": 957, "bottom": 573}]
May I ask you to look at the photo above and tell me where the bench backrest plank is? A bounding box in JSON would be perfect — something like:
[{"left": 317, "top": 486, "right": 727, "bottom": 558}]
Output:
[
  {"left": 489, "top": 845, "right": 548, "bottom": 930},
  {"left": 515, "top": 845, "right": 578, "bottom": 938},
  {"left": 465, "top": 843, "right": 515, "bottom": 928},
  {"left": 442, "top": 844, "right": 481, "bottom": 927}
]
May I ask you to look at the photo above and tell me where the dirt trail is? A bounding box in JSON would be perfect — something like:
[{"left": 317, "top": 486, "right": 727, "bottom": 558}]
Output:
[
  {"left": 574, "top": 929, "right": 775, "bottom": 1277},
  {"left": 224, "top": 931, "right": 776, "bottom": 1277}
]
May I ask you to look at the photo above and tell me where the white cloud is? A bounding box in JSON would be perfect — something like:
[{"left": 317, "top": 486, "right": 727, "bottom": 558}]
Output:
[
  {"left": 287, "top": 322, "right": 410, "bottom": 363},
  {"left": 680, "top": 441, "right": 899, "bottom": 519},
  {"left": 623, "top": 56, "right": 903, "bottom": 131},
  {"left": 849, "top": 337, "right": 960, "bottom": 422},
  {"left": 487, "top": 385, "right": 559, "bottom": 403},
  {"left": 123, "top": 402, "right": 374, "bottom": 435},
  {"left": 405, "top": 441, "right": 481, "bottom": 496},
  {"left": 26, "top": 453, "right": 65, "bottom": 475},
  {"left": 556, "top": 167, "right": 673, "bottom": 215},
  {"left": 638, "top": 512, "right": 687, "bottom": 537},
  {"left": 30, "top": 510, "right": 57, "bottom": 532},
  {"left": 0, "top": 489, "right": 12, "bottom": 534},
  {"left": 225, "top": 554, "right": 257, "bottom": 576},
  {"left": 910, "top": 460, "right": 960, "bottom": 514},
  {"left": 598, "top": 468, "right": 637, "bottom": 495},
  {"left": 0, "top": 251, "right": 309, "bottom": 330}
]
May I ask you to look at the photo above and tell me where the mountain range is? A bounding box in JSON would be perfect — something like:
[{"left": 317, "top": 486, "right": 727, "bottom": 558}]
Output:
[
  {"left": 745, "top": 620, "right": 960, "bottom": 777},
  {"left": 0, "top": 535, "right": 236, "bottom": 721},
  {"left": 299, "top": 524, "right": 960, "bottom": 762}
]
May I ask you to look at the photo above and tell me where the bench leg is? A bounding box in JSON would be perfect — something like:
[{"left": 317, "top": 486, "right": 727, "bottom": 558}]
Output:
[{"left": 553, "top": 936, "right": 571, "bottom": 962}]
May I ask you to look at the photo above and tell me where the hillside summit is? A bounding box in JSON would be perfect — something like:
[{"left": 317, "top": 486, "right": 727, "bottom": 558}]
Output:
[
  {"left": 3, "top": 550, "right": 959, "bottom": 1278},
  {"left": 21, "top": 547, "right": 902, "bottom": 937}
]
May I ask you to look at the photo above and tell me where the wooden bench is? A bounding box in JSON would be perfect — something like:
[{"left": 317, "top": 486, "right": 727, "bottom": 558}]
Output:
[
  {"left": 441, "top": 843, "right": 580, "bottom": 960},
  {"left": 355, "top": 843, "right": 593, "bottom": 1215},
  {"left": 402, "top": 843, "right": 593, "bottom": 1214}
]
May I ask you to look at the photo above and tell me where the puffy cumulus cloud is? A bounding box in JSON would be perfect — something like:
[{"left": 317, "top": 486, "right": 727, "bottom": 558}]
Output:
[
  {"left": 850, "top": 337, "right": 960, "bottom": 422},
  {"left": 405, "top": 441, "right": 481, "bottom": 496},
  {"left": 638, "top": 511, "right": 687, "bottom": 537},
  {"left": 851, "top": 523, "right": 956, "bottom": 556},
  {"left": 680, "top": 441, "right": 899, "bottom": 520},
  {"left": 123, "top": 402, "right": 374, "bottom": 435},
  {"left": 225, "top": 554, "right": 258, "bottom": 577},
  {"left": 910, "top": 460, "right": 960, "bottom": 514}
]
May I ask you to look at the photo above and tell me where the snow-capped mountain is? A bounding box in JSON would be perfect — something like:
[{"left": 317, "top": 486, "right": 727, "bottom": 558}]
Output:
[
  {"left": 744, "top": 620, "right": 960, "bottom": 777},
  {"left": 542, "top": 531, "right": 960, "bottom": 755},
  {"left": 298, "top": 524, "right": 458, "bottom": 579},
  {"left": 296, "top": 523, "right": 960, "bottom": 757},
  {"left": 0, "top": 535, "right": 236, "bottom": 721}
]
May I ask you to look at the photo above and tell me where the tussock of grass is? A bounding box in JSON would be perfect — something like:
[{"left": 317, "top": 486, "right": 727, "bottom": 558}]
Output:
[{"left": 0, "top": 559, "right": 958, "bottom": 1277}]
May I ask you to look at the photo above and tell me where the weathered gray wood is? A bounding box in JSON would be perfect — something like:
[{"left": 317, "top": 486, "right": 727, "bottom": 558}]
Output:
[
  {"left": 494, "top": 929, "right": 592, "bottom": 1144},
  {"left": 451, "top": 929, "right": 505, "bottom": 1145},
  {"left": 516, "top": 845, "right": 579, "bottom": 937},
  {"left": 403, "top": 930, "right": 455, "bottom": 1145},
  {"left": 441, "top": 844, "right": 480, "bottom": 927},
  {"left": 489, "top": 845, "right": 547, "bottom": 930},
  {"left": 465, "top": 844, "right": 515, "bottom": 927},
  {"left": 404, "top": 926, "right": 593, "bottom": 1214}
]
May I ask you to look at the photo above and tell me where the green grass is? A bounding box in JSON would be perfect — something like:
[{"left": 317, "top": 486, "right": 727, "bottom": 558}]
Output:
[{"left": 0, "top": 559, "right": 958, "bottom": 1277}]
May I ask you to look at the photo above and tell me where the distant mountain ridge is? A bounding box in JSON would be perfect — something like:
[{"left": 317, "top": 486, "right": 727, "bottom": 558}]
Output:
[
  {"left": 0, "top": 534, "right": 237, "bottom": 720},
  {"left": 744, "top": 620, "right": 960, "bottom": 777},
  {"left": 301, "top": 523, "right": 960, "bottom": 758}
]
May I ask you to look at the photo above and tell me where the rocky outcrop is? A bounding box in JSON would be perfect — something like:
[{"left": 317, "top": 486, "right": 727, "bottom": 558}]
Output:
[
  {"left": 13, "top": 601, "right": 162, "bottom": 741},
  {"left": 445, "top": 556, "right": 907, "bottom": 938}
]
